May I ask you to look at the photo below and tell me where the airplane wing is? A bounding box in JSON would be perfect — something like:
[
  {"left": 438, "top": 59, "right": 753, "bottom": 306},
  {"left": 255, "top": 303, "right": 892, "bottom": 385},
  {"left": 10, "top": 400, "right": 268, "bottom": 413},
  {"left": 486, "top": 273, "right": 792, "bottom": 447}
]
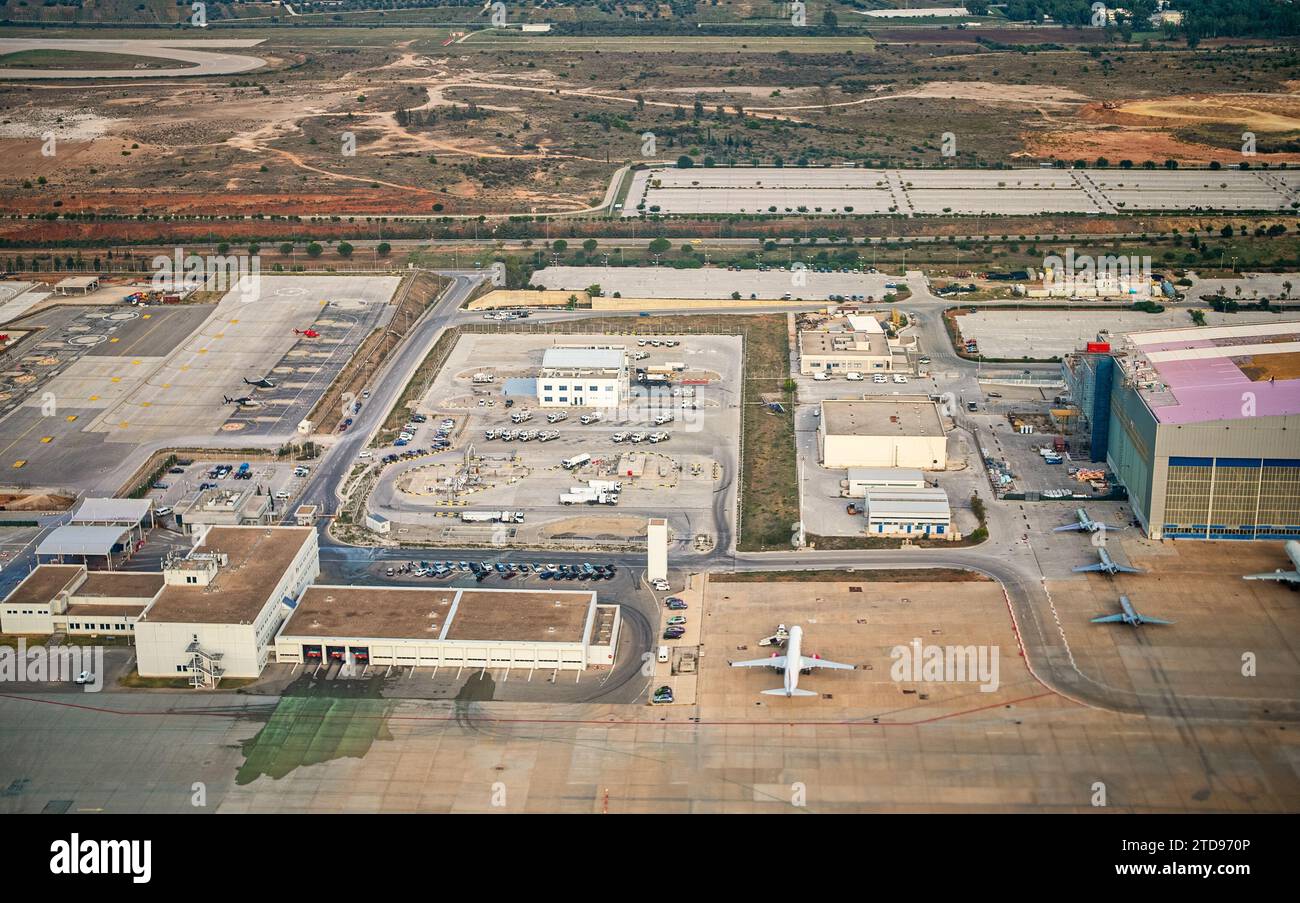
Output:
[
  {"left": 1073, "top": 563, "right": 1106, "bottom": 573},
  {"left": 1136, "top": 616, "right": 1174, "bottom": 625},
  {"left": 1242, "top": 570, "right": 1300, "bottom": 582},
  {"left": 1090, "top": 614, "right": 1126, "bottom": 623},
  {"left": 1053, "top": 524, "right": 1085, "bottom": 532},
  {"left": 801, "top": 656, "right": 854, "bottom": 671},
  {"left": 1114, "top": 565, "right": 1146, "bottom": 574},
  {"left": 730, "top": 656, "right": 786, "bottom": 669}
]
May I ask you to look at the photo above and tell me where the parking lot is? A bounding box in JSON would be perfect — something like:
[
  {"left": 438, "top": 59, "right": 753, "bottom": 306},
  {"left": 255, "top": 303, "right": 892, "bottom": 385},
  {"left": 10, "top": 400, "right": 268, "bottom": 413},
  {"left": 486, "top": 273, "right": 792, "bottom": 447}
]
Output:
[
  {"left": 531, "top": 264, "right": 899, "bottom": 301},
  {"left": 366, "top": 332, "right": 742, "bottom": 553},
  {"left": 624, "top": 166, "right": 1295, "bottom": 216},
  {"left": 144, "top": 456, "right": 316, "bottom": 528}
]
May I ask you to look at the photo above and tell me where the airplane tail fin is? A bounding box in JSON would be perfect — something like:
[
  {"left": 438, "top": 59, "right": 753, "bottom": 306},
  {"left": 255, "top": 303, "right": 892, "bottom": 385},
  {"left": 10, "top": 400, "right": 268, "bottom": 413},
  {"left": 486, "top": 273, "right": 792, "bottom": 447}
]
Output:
[{"left": 761, "top": 688, "right": 818, "bottom": 697}]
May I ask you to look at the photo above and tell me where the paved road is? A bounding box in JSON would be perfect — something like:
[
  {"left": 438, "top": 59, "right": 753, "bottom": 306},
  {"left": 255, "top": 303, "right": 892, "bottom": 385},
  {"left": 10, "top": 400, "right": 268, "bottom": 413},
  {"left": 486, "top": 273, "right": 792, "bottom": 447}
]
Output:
[
  {"left": 0, "top": 38, "right": 268, "bottom": 80},
  {"left": 297, "top": 272, "right": 484, "bottom": 520}
]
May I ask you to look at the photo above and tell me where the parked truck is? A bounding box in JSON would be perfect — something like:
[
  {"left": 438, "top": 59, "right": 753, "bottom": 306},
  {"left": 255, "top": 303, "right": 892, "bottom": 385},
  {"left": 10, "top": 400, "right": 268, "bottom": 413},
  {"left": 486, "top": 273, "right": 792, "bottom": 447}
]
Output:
[
  {"left": 460, "top": 510, "right": 525, "bottom": 523},
  {"left": 579, "top": 412, "right": 604, "bottom": 425},
  {"left": 562, "top": 453, "right": 591, "bottom": 470},
  {"left": 560, "top": 489, "right": 618, "bottom": 505}
]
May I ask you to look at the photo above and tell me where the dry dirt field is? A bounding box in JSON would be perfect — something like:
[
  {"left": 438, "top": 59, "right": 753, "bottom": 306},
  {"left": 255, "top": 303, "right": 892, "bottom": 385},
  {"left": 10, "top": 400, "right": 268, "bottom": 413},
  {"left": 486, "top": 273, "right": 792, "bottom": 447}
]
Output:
[{"left": 1, "top": 33, "right": 1297, "bottom": 218}]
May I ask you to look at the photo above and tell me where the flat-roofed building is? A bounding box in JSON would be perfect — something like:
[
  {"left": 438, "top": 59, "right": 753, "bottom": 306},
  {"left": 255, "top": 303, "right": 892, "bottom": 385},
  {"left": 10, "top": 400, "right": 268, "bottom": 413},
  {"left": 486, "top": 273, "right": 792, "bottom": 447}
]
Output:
[
  {"left": 538, "top": 345, "right": 628, "bottom": 408},
  {"left": 844, "top": 467, "right": 926, "bottom": 497},
  {"left": 174, "top": 486, "right": 272, "bottom": 534},
  {"left": 864, "top": 487, "right": 956, "bottom": 538},
  {"left": 1106, "top": 321, "right": 1300, "bottom": 539},
  {"left": 1, "top": 565, "right": 163, "bottom": 637},
  {"left": 134, "top": 526, "right": 319, "bottom": 685},
  {"left": 818, "top": 396, "right": 948, "bottom": 469},
  {"left": 799, "top": 313, "right": 904, "bottom": 375},
  {"left": 52, "top": 275, "right": 100, "bottom": 295},
  {"left": 274, "top": 585, "right": 619, "bottom": 672}
]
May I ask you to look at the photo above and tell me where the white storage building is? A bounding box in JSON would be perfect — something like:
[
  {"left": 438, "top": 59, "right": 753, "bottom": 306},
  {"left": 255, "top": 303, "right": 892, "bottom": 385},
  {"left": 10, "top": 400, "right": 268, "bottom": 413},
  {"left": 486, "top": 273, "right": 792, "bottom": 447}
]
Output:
[
  {"left": 844, "top": 467, "right": 926, "bottom": 497},
  {"left": 819, "top": 396, "right": 948, "bottom": 469}
]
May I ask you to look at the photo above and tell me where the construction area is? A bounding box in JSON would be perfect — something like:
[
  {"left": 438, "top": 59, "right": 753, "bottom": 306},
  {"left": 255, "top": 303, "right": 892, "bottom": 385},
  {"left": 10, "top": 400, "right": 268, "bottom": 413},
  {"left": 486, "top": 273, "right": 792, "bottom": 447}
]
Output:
[{"left": 364, "top": 331, "right": 742, "bottom": 551}]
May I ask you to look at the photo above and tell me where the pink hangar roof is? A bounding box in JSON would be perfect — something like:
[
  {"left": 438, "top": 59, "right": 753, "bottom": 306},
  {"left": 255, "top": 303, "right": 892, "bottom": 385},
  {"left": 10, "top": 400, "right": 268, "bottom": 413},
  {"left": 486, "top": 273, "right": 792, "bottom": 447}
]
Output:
[{"left": 1126, "top": 333, "right": 1300, "bottom": 425}]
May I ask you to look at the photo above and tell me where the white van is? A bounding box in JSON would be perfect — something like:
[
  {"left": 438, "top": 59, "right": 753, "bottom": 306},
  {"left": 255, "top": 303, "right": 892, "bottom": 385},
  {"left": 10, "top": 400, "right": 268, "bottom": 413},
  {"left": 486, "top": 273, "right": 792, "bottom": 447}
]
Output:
[
  {"left": 845, "top": 372, "right": 864, "bottom": 381},
  {"left": 657, "top": 646, "right": 670, "bottom": 664},
  {"left": 813, "top": 372, "right": 830, "bottom": 382}
]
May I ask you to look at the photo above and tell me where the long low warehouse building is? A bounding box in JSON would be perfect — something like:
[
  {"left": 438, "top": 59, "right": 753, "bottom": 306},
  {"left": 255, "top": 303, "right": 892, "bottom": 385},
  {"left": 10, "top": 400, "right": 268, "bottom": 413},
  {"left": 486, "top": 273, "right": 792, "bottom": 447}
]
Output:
[
  {"left": 275, "top": 585, "right": 621, "bottom": 671},
  {"left": 865, "top": 487, "right": 958, "bottom": 539}
]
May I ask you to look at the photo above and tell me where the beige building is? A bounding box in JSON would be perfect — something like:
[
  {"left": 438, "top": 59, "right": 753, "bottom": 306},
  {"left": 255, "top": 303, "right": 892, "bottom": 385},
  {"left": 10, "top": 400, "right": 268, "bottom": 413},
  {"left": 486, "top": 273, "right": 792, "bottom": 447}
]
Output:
[
  {"left": 819, "top": 396, "right": 948, "bottom": 469},
  {"left": 799, "top": 314, "right": 909, "bottom": 376}
]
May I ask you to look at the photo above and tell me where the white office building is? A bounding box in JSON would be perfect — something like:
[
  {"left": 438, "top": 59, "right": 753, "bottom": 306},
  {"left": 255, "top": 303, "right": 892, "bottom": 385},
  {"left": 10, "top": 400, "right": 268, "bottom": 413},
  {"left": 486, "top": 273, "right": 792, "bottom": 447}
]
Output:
[{"left": 538, "top": 346, "right": 628, "bottom": 408}]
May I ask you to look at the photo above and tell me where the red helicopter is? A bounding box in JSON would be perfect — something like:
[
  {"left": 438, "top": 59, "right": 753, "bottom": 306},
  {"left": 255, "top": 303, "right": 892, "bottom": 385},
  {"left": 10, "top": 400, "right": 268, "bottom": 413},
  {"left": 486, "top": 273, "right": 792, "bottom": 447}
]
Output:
[{"left": 294, "top": 328, "right": 320, "bottom": 338}]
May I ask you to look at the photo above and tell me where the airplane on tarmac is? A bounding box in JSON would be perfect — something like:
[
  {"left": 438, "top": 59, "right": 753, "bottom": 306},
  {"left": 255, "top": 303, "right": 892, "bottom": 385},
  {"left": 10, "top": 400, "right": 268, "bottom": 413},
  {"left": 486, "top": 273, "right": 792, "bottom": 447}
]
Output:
[
  {"left": 1055, "top": 507, "right": 1124, "bottom": 534},
  {"left": 728, "top": 625, "right": 854, "bottom": 697},
  {"left": 243, "top": 375, "right": 276, "bottom": 389},
  {"left": 1073, "top": 547, "right": 1145, "bottom": 575},
  {"left": 1091, "top": 595, "right": 1173, "bottom": 627},
  {"left": 222, "top": 394, "right": 261, "bottom": 408},
  {"left": 1242, "top": 540, "right": 1300, "bottom": 589}
]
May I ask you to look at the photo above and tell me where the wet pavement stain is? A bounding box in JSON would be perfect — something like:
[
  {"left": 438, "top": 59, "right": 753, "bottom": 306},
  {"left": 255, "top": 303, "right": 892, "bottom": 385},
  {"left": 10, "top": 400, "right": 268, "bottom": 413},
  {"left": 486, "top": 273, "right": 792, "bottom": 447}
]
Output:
[{"left": 236, "top": 674, "right": 394, "bottom": 785}]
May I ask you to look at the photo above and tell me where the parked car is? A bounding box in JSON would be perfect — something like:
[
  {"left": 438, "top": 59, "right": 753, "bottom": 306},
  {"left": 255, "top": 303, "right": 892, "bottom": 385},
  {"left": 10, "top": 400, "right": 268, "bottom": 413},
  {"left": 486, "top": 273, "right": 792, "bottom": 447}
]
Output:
[
  {"left": 666, "top": 597, "right": 688, "bottom": 610},
  {"left": 652, "top": 686, "right": 674, "bottom": 705}
]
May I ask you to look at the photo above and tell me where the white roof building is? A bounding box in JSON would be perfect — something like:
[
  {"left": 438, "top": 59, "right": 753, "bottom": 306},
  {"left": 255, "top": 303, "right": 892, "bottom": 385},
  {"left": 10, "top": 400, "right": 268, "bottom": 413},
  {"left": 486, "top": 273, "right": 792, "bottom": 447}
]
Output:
[
  {"left": 36, "top": 525, "right": 133, "bottom": 567},
  {"left": 864, "top": 487, "right": 956, "bottom": 539},
  {"left": 70, "top": 498, "right": 153, "bottom": 526}
]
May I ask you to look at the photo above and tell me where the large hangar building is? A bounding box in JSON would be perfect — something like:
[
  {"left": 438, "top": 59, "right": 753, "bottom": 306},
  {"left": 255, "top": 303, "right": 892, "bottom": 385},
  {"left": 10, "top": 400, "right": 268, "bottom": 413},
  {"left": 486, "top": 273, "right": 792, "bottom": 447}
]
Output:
[{"left": 1106, "top": 322, "right": 1300, "bottom": 540}]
